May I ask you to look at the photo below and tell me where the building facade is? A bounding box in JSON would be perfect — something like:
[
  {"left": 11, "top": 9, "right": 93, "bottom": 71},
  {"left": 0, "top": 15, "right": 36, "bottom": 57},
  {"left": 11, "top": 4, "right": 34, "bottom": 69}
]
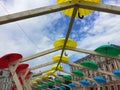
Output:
[
  {"left": 0, "top": 69, "right": 13, "bottom": 90},
  {"left": 70, "top": 55, "right": 120, "bottom": 90}
]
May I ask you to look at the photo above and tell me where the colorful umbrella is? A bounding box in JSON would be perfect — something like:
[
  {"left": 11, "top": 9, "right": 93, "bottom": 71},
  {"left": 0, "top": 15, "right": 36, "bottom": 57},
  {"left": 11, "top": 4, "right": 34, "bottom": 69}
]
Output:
[
  {"left": 93, "top": 76, "right": 106, "bottom": 83},
  {"left": 16, "top": 63, "right": 29, "bottom": 74},
  {"left": 0, "top": 53, "right": 22, "bottom": 69},
  {"left": 95, "top": 44, "right": 120, "bottom": 56},
  {"left": 56, "top": 0, "right": 101, "bottom": 18},
  {"left": 54, "top": 78, "right": 62, "bottom": 83},
  {"left": 68, "top": 83, "right": 76, "bottom": 88},
  {"left": 113, "top": 70, "right": 120, "bottom": 76},
  {"left": 52, "top": 88, "right": 58, "bottom": 90},
  {"left": 81, "top": 60, "right": 98, "bottom": 70},
  {"left": 72, "top": 69, "right": 84, "bottom": 77},
  {"left": 62, "top": 75, "right": 71, "bottom": 81},
  {"left": 79, "top": 80, "right": 90, "bottom": 86},
  {"left": 60, "top": 86, "right": 66, "bottom": 90}
]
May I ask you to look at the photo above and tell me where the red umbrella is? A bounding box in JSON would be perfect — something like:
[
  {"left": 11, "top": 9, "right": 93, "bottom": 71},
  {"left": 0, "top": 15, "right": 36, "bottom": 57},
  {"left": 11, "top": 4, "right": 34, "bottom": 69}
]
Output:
[
  {"left": 16, "top": 63, "right": 29, "bottom": 74},
  {"left": 0, "top": 53, "right": 22, "bottom": 69},
  {"left": 22, "top": 70, "right": 32, "bottom": 79}
]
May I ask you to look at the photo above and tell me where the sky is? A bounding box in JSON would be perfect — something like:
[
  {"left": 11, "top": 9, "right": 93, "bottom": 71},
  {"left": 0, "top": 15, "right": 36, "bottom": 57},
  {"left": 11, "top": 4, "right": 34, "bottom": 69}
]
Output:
[{"left": 0, "top": 0, "right": 120, "bottom": 74}]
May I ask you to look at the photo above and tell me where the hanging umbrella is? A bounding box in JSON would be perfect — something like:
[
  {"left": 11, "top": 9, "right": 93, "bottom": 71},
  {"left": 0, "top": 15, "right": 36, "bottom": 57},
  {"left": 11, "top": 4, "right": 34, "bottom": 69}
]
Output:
[
  {"left": 60, "top": 86, "right": 66, "bottom": 90},
  {"left": 113, "top": 70, "right": 120, "bottom": 76},
  {"left": 54, "top": 78, "right": 62, "bottom": 83},
  {"left": 72, "top": 69, "right": 84, "bottom": 77},
  {"left": 16, "top": 63, "right": 29, "bottom": 74},
  {"left": 81, "top": 60, "right": 98, "bottom": 70},
  {"left": 68, "top": 83, "right": 76, "bottom": 88},
  {"left": 0, "top": 53, "right": 22, "bottom": 69},
  {"left": 48, "top": 81, "right": 54, "bottom": 86},
  {"left": 62, "top": 75, "right": 71, "bottom": 81},
  {"left": 93, "top": 76, "right": 106, "bottom": 83},
  {"left": 41, "top": 83, "right": 47, "bottom": 88},
  {"left": 36, "top": 85, "right": 42, "bottom": 89},
  {"left": 79, "top": 80, "right": 90, "bottom": 86},
  {"left": 52, "top": 88, "right": 58, "bottom": 90},
  {"left": 95, "top": 44, "right": 120, "bottom": 56},
  {"left": 56, "top": 0, "right": 101, "bottom": 18}
]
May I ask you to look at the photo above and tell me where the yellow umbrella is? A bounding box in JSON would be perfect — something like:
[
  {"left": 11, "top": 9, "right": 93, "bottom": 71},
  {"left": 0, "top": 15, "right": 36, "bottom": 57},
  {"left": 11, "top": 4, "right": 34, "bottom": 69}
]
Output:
[{"left": 56, "top": 0, "right": 101, "bottom": 18}]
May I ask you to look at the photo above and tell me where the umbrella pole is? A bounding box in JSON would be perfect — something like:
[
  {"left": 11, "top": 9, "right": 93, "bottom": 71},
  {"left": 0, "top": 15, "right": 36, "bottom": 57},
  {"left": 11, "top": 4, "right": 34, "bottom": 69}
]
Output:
[{"left": 9, "top": 62, "right": 23, "bottom": 90}]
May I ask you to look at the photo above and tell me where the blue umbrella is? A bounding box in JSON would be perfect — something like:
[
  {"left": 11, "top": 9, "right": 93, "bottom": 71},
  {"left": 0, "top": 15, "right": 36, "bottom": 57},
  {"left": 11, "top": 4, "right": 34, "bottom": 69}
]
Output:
[
  {"left": 60, "top": 86, "right": 66, "bottom": 90},
  {"left": 52, "top": 88, "right": 58, "bottom": 90},
  {"left": 113, "top": 70, "right": 120, "bottom": 76},
  {"left": 68, "top": 83, "right": 76, "bottom": 88},
  {"left": 79, "top": 80, "right": 90, "bottom": 86},
  {"left": 93, "top": 76, "right": 106, "bottom": 83}
]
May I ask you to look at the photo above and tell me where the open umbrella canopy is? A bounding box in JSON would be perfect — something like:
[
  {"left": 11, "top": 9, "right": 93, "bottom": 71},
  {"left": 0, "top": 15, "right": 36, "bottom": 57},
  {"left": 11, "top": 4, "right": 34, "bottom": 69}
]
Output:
[
  {"left": 113, "top": 70, "right": 120, "bottom": 76},
  {"left": 68, "top": 83, "right": 76, "bottom": 88},
  {"left": 62, "top": 75, "right": 71, "bottom": 81},
  {"left": 72, "top": 70, "right": 84, "bottom": 77},
  {"left": 16, "top": 63, "right": 29, "bottom": 74},
  {"left": 0, "top": 53, "right": 22, "bottom": 69},
  {"left": 56, "top": 0, "right": 101, "bottom": 17},
  {"left": 52, "top": 88, "right": 58, "bottom": 90},
  {"left": 41, "top": 84, "right": 47, "bottom": 88},
  {"left": 79, "top": 80, "right": 90, "bottom": 86},
  {"left": 36, "top": 85, "right": 42, "bottom": 89},
  {"left": 60, "top": 86, "right": 66, "bottom": 90},
  {"left": 81, "top": 60, "right": 98, "bottom": 70},
  {"left": 95, "top": 44, "right": 120, "bottom": 56},
  {"left": 47, "top": 81, "right": 54, "bottom": 86},
  {"left": 54, "top": 78, "right": 62, "bottom": 83},
  {"left": 93, "top": 76, "right": 106, "bottom": 83}
]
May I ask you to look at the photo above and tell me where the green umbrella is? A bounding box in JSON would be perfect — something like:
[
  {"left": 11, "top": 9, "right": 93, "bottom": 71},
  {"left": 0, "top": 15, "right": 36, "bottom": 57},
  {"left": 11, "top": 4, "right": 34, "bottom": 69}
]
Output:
[
  {"left": 72, "top": 70, "right": 84, "bottom": 77},
  {"left": 41, "top": 83, "right": 47, "bottom": 88},
  {"left": 81, "top": 60, "right": 98, "bottom": 70},
  {"left": 95, "top": 44, "right": 120, "bottom": 56},
  {"left": 36, "top": 85, "right": 42, "bottom": 89},
  {"left": 62, "top": 75, "right": 71, "bottom": 81},
  {"left": 54, "top": 78, "right": 62, "bottom": 83},
  {"left": 48, "top": 81, "right": 54, "bottom": 86}
]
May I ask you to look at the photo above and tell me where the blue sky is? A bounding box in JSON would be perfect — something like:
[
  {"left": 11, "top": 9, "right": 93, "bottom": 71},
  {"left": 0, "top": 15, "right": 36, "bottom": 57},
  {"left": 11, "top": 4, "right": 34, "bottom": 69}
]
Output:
[{"left": 0, "top": 0, "right": 120, "bottom": 73}]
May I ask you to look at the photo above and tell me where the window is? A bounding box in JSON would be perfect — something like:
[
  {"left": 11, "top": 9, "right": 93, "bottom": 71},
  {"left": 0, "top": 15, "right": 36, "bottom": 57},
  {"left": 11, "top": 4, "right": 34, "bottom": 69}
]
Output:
[
  {"left": 105, "top": 86, "right": 108, "bottom": 90},
  {"left": 111, "top": 86, "right": 114, "bottom": 90},
  {"left": 117, "top": 85, "right": 120, "bottom": 90},
  {"left": 106, "top": 65, "right": 109, "bottom": 71},
  {"left": 90, "top": 87, "right": 94, "bottom": 90},
  {"left": 111, "top": 64, "right": 115, "bottom": 69},
  {"left": 108, "top": 75, "right": 112, "bottom": 81}
]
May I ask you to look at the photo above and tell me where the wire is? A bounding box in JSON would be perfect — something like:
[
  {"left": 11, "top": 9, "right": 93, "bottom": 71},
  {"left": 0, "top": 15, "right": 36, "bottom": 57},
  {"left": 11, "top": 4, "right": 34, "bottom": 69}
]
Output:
[{"left": 0, "top": 2, "right": 40, "bottom": 51}]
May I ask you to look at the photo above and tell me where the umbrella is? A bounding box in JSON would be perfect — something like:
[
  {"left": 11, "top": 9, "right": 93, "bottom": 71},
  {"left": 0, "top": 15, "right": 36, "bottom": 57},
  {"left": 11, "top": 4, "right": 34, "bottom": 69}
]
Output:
[
  {"left": 36, "top": 85, "right": 42, "bottom": 89},
  {"left": 60, "top": 86, "right": 66, "bottom": 90},
  {"left": 53, "top": 38, "right": 77, "bottom": 48},
  {"left": 72, "top": 69, "right": 84, "bottom": 77},
  {"left": 81, "top": 60, "right": 98, "bottom": 70},
  {"left": 62, "top": 75, "right": 71, "bottom": 81},
  {"left": 56, "top": 0, "right": 101, "bottom": 18},
  {"left": 16, "top": 63, "right": 29, "bottom": 74},
  {"left": 52, "top": 88, "right": 58, "bottom": 90},
  {"left": 95, "top": 44, "right": 120, "bottom": 56},
  {"left": 79, "top": 80, "right": 90, "bottom": 86},
  {"left": 93, "top": 76, "right": 106, "bottom": 83},
  {"left": 113, "top": 70, "right": 120, "bottom": 76},
  {"left": 68, "top": 83, "right": 76, "bottom": 88},
  {"left": 0, "top": 53, "right": 22, "bottom": 69},
  {"left": 47, "top": 81, "right": 54, "bottom": 86},
  {"left": 54, "top": 78, "right": 62, "bottom": 83}
]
